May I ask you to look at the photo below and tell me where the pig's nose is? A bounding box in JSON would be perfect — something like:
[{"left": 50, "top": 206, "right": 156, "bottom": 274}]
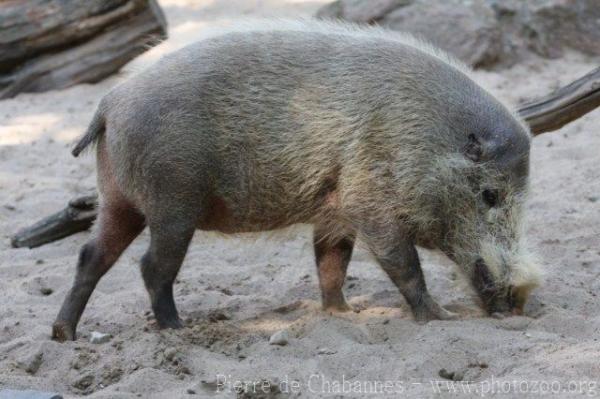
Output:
[
  {"left": 508, "top": 285, "right": 526, "bottom": 315},
  {"left": 473, "top": 258, "right": 495, "bottom": 292}
]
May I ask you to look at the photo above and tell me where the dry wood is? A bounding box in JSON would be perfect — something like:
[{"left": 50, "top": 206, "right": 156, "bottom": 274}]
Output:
[
  {"left": 519, "top": 66, "right": 600, "bottom": 135},
  {"left": 10, "top": 66, "right": 600, "bottom": 248},
  {"left": 0, "top": 0, "right": 166, "bottom": 99},
  {"left": 11, "top": 195, "right": 98, "bottom": 249}
]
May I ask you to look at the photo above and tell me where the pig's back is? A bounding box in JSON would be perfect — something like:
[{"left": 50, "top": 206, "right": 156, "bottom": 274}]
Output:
[{"left": 100, "top": 21, "right": 500, "bottom": 229}]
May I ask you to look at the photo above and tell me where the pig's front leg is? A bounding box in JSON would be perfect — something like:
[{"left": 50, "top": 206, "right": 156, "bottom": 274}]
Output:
[{"left": 365, "top": 230, "right": 457, "bottom": 323}]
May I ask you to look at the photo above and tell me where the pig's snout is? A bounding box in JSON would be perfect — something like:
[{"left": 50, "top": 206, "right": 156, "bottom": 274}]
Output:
[{"left": 472, "top": 258, "right": 525, "bottom": 316}]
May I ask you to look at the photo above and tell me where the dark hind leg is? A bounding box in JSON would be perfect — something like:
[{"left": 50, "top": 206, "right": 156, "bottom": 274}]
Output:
[
  {"left": 313, "top": 227, "right": 355, "bottom": 312},
  {"left": 141, "top": 215, "right": 196, "bottom": 329},
  {"left": 52, "top": 201, "right": 145, "bottom": 341}
]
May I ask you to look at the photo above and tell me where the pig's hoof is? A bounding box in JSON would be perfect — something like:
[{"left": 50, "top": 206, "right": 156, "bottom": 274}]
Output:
[
  {"left": 52, "top": 321, "right": 76, "bottom": 342},
  {"left": 157, "top": 317, "right": 184, "bottom": 330},
  {"left": 413, "top": 301, "right": 458, "bottom": 324},
  {"left": 322, "top": 300, "right": 354, "bottom": 313}
]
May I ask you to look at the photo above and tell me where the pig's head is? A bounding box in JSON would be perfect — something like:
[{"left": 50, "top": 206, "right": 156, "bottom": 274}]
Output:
[{"left": 416, "top": 112, "right": 542, "bottom": 316}]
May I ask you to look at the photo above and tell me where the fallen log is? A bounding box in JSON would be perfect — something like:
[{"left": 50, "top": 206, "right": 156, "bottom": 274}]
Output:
[
  {"left": 10, "top": 66, "right": 600, "bottom": 248},
  {"left": 0, "top": 0, "right": 167, "bottom": 99}
]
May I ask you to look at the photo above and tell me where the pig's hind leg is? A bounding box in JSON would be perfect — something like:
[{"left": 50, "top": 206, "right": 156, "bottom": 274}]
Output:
[
  {"left": 140, "top": 211, "right": 197, "bottom": 329},
  {"left": 52, "top": 199, "right": 145, "bottom": 341},
  {"left": 53, "top": 139, "right": 145, "bottom": 341},
  {"left": 313, "top": 226, "right": 354, "bottom": 312}
]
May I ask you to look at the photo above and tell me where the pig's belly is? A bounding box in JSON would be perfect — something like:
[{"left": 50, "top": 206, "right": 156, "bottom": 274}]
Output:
[{"left": 195, "top": 194, "right": 314, "bottom": 234}]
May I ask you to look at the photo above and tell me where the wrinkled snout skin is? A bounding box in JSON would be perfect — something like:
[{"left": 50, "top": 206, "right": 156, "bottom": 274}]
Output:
[
  {"left": 53, "top": 20, "right": 543, "bottom": 341},
  {"left": 472, "top": 259, "right": 529, "bottom": 315}
]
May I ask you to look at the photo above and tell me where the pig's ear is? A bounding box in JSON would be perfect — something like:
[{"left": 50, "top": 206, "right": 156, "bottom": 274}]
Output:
[
  {"left": 463, "top": 130, "right": 531, "bottom": 181},
  {"left": 464, "top": 133, "right": 483, "bottom": 162}
]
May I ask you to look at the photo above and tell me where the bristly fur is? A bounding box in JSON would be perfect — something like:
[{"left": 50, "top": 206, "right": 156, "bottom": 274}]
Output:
[
  {"left": 419, "top": 155, "right": 542, "bottom": 291},
  {"left": 78, "top": 18, "right": 540, "bottom": 299},
  {"left": 193, "top": 18, "right": 470, "bottom": 72}
]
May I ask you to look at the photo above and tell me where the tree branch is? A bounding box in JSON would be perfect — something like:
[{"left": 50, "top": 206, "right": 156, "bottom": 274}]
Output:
[
  {"left": 11, "top": 195, "right": 98, "bottom": 249},
  {"left": 518, "top": 66, "right": 600, "bottom": 135}
]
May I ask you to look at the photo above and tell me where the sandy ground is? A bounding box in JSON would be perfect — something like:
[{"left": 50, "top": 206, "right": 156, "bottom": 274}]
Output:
[{"left": 1, "top": 1, "right": 599, "bottom": 398}]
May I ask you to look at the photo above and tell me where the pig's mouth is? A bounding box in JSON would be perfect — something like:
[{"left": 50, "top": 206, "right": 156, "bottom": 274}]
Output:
[{"left": 472, "top": 259, "right": 525, "bottom": 316}]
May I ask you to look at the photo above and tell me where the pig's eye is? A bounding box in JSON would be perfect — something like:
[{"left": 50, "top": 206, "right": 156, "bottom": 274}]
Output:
[{"left": 482, "top": 189, "right": 499, "bottom": 207}]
